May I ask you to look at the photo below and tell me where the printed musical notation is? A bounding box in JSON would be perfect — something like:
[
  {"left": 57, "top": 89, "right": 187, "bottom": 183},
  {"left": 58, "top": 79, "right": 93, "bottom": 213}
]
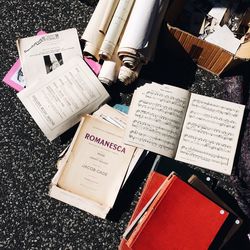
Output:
[
  {"left": 176, "top": 93, "right": 245, "bottom": 175},
  {"left": 191, "top": 99, "right": 240, "bottom": 117},
  {"left": 182, "top": 134, "right": 232, "bottom": 153},
  {"left": 124, "top": 83, "right": 245, "bottom": 175},
  {"left": 185, "top": 122, "right": 234, "bottom": 141},
  {"left": 189, "top": 110, "right": 236, "bottom": 129},
  {"left": 124, "top": 83, "right": 190, "bottom": 157},
  {"left": 178, "top": 145, "right": 230, "bottom": 166}
]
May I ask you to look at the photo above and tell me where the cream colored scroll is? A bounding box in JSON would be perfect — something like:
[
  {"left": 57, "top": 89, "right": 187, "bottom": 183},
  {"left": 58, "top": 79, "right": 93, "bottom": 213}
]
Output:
[
  {"left": 81, "top": 0, "right": 110, "bottom": 60},
  {"left": 99, "top": 0, "right": 135, "bottom": 60},
  {"left": 99, "top": 0, "right": 120, "bottom": 34},
  {"left": 118, "top": 64, "right": 142, "bottom": 85},
  {"left": 118, "top": 0, "right": 170, "bottom": 69},
  {"left": 98, "top": 60, "right": 120, "bottom": 86},
  {"left": 98, "top": 45, "right": 122, "bottom": 85}
]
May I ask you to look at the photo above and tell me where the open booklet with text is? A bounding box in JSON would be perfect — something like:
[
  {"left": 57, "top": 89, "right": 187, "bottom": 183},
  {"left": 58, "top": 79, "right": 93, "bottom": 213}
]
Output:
[{"left": 17, "top": 56, "right": 109, "bottom": 141}]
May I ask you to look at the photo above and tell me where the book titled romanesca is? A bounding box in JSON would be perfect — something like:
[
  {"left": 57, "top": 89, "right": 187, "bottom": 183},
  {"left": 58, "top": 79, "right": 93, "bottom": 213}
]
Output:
[{"left": 49, "top": 114, "right": 136, "bottom": 218}]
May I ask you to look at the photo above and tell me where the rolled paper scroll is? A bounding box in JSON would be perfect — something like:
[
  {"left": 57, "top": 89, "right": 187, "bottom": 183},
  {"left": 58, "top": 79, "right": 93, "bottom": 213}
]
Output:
[
  {"left": 98, "top": 45, "right": 122, "bottom": 85},
  {"left": 98, "top": 61, "right": 119, "bottom": 85},
  {"left": 118, "top": 0, "right": 170, "bottom": 69},
  {"left": 99, "top": 0, "right": 120, "bottom": 35},
  {"left": 99, "top": 0, "right": 135, "bottom": 60},
  {"left": 118, "top": 64, "right": 142, "bottom": 85},
  {"left": 82, "top": 0, "right": 116, "bottom": 60}
]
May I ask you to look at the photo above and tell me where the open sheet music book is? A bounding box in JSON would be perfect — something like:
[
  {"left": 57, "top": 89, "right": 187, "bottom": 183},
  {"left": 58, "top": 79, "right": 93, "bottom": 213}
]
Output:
[{"left": 124, "top": 83, "right": 245, "bottom": 175}]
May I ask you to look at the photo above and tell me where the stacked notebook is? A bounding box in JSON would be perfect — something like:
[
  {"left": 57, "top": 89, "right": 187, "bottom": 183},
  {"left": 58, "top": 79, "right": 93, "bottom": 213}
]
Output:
[{"left": 119, "top": 171, "right": 242, "bottom": 249}]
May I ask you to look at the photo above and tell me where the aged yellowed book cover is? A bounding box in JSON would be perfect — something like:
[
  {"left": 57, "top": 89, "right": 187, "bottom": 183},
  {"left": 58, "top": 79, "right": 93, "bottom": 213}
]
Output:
[{"left": 57, "top": 115, "right": 136, "bottom": 209}]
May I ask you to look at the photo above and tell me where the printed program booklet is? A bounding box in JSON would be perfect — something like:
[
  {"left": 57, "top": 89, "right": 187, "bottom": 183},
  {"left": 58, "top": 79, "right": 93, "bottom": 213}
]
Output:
[
  {"left": 17, "top": 56, "right": 109, "bottom": 141},
  {"left": 16, "top": 28, "right": 82, "bottom": 87}
]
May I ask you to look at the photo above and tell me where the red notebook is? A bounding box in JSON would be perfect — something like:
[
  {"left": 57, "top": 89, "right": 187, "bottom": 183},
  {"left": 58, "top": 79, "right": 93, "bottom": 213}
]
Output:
[
  {"left": 129, "top": 171, "right": 166, "bottom": 223},
  {"left": 120, "top": 173, "right": 229, "bottom": 250}
]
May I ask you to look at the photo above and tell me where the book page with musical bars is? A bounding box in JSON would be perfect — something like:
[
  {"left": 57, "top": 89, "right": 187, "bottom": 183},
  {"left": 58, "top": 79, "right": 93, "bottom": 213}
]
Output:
[{"left": 176, "top": 93, "right": 245, "bottom": 175}]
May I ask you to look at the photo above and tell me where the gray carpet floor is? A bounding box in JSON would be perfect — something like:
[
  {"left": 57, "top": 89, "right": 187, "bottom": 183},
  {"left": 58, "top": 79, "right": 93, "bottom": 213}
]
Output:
[{"left": 0, "top": 0, "right": 249, "bottom": 249}]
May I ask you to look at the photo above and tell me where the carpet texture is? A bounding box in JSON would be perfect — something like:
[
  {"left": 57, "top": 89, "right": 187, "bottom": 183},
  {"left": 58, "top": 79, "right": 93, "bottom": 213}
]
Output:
[{"left": 0, "top": 0, "right": 249, "bottom": 249}]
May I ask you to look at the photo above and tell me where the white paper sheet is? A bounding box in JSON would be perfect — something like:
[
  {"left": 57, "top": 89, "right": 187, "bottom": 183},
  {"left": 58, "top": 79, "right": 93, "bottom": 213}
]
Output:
[
  {"left": 18, "top": 56, "right": 109, "bottom": 141},
  {"left": 205, "top": 25, "right": 242, "bottom": 54},
  {"left": 208, "top": 6, "right": 227, "bottom": 25},
  {"left": 176, "top": 93, "right": 245, "bottom": 175},
  {"left": 124, "top": 83, "right": 190, "bottom": 157}
]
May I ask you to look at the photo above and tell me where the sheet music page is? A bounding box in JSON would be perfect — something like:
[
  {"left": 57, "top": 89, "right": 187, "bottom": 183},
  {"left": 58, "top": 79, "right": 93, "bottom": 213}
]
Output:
[
  {"left": 175, "top": 93, "right": 245, "bottom": 175},
  {"left": 57, "top": 115, "right": 136, "bottom": 208},
  {"left": 17, "top": 56, "right": 109, "bottom": 141},
  {"left": 124, "top": 83, "right": 190, "bottom": 158}
]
